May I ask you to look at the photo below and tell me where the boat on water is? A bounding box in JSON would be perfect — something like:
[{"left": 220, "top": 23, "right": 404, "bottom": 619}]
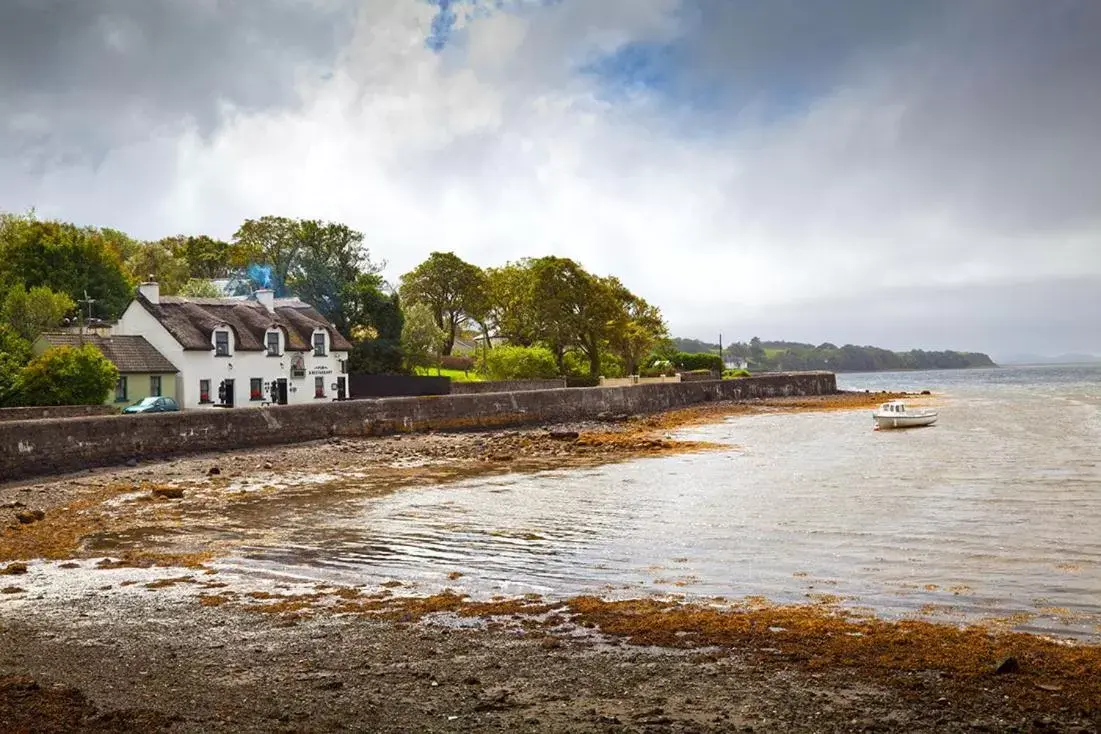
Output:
[{"left": 873, "top": 400, "right": 937, "bottom": 429}]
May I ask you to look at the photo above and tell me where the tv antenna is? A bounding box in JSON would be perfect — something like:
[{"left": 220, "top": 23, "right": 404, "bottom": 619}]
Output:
[{"left": 77, "top": 291, "right": 97, "bottom": 342}]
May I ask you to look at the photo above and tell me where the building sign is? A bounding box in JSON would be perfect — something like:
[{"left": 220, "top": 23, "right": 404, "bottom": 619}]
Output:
[
  {"left": 291, "top": 354, "right": 305, "bottom": 378},
  {"left": 309, "top": 365, "right": 333, "bottom": 375}
]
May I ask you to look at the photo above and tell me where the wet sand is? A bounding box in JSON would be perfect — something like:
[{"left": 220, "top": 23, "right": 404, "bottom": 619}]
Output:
[{"left": 2, "top": 391, "right": 1099, "bottom": 732}]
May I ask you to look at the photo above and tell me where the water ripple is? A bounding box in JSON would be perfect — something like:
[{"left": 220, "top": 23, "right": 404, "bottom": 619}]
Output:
[{"left": 223, "top": 365, "right": 1101, "bottom": 639}]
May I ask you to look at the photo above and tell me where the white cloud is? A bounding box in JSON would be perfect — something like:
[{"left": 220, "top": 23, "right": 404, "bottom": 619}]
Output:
[{"left": 2, "top": 0, "right": 1100, "bottom": 355}]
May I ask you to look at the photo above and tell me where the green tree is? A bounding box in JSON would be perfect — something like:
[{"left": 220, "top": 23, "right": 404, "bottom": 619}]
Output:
[
  {"left": 1, "top": 284, "right": 76, "bottom": 342},
  {"left": 17, "top": 344, "right": 119, "bottom": 406},
  {"left": 0, "top": 214, "right": 134, "bottom": 319},
  {"left": 483, "top": 345, "right": 558, "bottom": 380},
  {"left": 178, "top": 279, "right": 224, "bottom": 298},
  {"left": 605, "top": 277, "right": 667, "bottom": 376},
  {"left": 400, "top": 252, "right": 488, "bottom": 356},
  {"left": 124, "top": 240, "right": 191, "bottom": 294},
  {"left": 749, "top": 336, "right": 766, "bottom": 367},
  {"left": 347, "top": 291, "right": 405, "bottom": 374},
  {"left": 401, "top": 302, "right": 445, "bottom": 372},
  {"left": 232, "top": 216, "right": 304, "bottom": 296},
  {"left": 288, "top": 221, "right": 385, "bottom": 337},
  {"left": 529, "top": 256, "right": 618, "bottom": 376},
  {"left": 0, "top": 324, "right": 32, "bottom": 407},
  {"left": 484, "top": 260, "right": 538, "bottom": 347},
  {"left": 168, "top": 235, "right": 240, "bottom": 279}
]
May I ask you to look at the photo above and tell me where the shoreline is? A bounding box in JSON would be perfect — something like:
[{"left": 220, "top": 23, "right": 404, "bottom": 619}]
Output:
[{"left": 3, "top": 390, "right": 1098, "bottom": 732}]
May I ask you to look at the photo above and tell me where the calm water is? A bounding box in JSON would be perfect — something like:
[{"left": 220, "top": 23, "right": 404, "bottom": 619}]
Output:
[{"left": 229, "top": 364, "right": 1101, "bottom": 639}]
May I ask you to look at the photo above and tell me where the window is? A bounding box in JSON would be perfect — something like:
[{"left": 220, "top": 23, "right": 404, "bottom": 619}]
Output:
[
  {"left": 199, "top": 379, "right": 211, "bottom": 404},
  {"left": 314, "top": 376, "right": 325, "bottom": 398},
  {"left": 115, "top": 376, "right": 128, "bottom": 403},
  {"left": 215, "top": 330, "right": 230, "bottom": 356},
  {"left": 266, "top": 331, "right": 280, "bottom": 356},
  {"left": 150, "top": 375, "right": 162, "bottom": 397},
  {"left": 313, "top": 332, "right": 327, "bottom": 357},
  {"left": 250, "top": 378, "right": 263, "bottom": 401}
]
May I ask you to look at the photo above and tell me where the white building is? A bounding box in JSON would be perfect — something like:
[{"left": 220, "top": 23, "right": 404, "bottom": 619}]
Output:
[{"left": 114, "top": 282, "right": 350, "bottom": 410}]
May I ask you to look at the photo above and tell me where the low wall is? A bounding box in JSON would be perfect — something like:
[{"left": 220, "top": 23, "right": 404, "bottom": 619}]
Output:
[
  {"left": 451, "top": 379, "right": 566, "bottom": 395},
  {"left": 0, "top": 405, "right": 118, "bottom": 423},
  {"left": 679, "top": 371, "right": 721, "bottom": 382},
  {"left": 348, "top": 373, "right": 450, "bottom": 398},
  {"left": 0, "top": 372, "right": 835, "bottom": 482},
  {"left": 599, "top": 375, "right": 682, "bottom": 387}
]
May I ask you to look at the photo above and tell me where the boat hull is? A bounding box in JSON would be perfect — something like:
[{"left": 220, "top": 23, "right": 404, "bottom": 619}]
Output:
[{"left": 873, "top": 413, "right": 937, "bottom": 429}]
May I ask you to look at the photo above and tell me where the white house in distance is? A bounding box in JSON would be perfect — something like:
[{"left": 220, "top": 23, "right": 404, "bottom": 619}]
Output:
[{"left": 114, "top": 282, "right": 351, "bottom": 409}]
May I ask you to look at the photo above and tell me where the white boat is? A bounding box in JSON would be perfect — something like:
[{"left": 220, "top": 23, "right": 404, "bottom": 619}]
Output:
[{"left": 873, "top": 400, "right": 937, "bottom": 429}]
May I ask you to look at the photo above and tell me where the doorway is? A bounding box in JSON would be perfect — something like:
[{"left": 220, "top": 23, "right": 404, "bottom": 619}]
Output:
[
  {"left": 220, "top": 378, "right": 235, "bottom": 407},
  {"left": 275, "top": 378, "right": 288, "bottom": 405}
]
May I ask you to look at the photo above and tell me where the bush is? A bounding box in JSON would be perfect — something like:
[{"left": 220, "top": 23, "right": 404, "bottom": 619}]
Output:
[
  {"left": 722, "top": 369, "right": 751, "bottom": 379},
  {"left": 484, "top": 345, "right": 558, "bottom": 380},
  {"left": 440, "top": 354, "right": 475, "bottom": 372},
  {"left": 673, "top": 352, "right": 723, "bottom": 372},
  {"left": 17, "top": 344, "right": 119, "bottom": 406},
  {"left": 348, "top": 338, "right": 404, "bottom": 374},
  {"left": 640, "top": 364, "right": 676, "bottom": 378}
]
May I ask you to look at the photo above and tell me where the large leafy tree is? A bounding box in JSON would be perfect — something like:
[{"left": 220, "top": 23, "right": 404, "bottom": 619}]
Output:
[
  {"left": 484, "top": 260, "right": 538, "bottom": 347},
  {"left": 178, "top": 279, "right": 224, "bottom": 297},
  {"left": 347, "top": 290, "right": 404, "bottom": 374},
  {"left": 232, "top": 216, "right": 387, "bottom": 340},
  {"left": 288, "top": 220, "right": 385, "bottom": 337},
  {"left": 17, "top": 344, "right": 119, "bottom": 406},
  {"left": 401, "top": 302, "right": 445, "bottom": 372},
  {"left": 168, "top": 235, "right": 241, "bottom": 279},
  {"left": 399, "top": 252, "right": 488, "bottom": 356},
  {"left": 0, "top": 324, "right": 32, "bottom": 407},
  {"left": 1, "top": 284, "right": 76, "bottom": 342},
  {"left": 124, "top": 240, "right": 191, "bottom": 295},
  {"left": 0, "top": 214, "right": 134, "bottom": 319},
  {"left": 232, "top": 216, "right": 305, "bottom": 297},
  {"left": 604, "top": 277, "right": 667, "bottom": 376},
  {"left": 529, "top": 256, "right": 619, "bottom": 376}
]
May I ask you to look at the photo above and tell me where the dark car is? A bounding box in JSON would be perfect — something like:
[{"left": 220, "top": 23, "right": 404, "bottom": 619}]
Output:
[{"left": 122, "top": 396, "right": 180, "bottom": 414}]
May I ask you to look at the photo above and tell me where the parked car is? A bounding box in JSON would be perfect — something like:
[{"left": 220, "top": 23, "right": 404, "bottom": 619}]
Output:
[{"left": 122, "top": 396, "right": 180, "bottom": 414}]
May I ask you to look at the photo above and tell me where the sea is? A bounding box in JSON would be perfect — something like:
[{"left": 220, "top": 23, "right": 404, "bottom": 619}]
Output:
[{"left": 227, "top": 363, "right": 1101, "bottom": 640}]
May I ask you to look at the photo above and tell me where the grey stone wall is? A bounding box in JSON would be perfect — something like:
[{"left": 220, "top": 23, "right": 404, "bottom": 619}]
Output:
[
  {"left": 450, "top": 379, "right": 567, "bottom": 395},
  {"left": 0, "top": 405, "right": 118, "bottom": 423},
  {"left": 0, "top": 372, "right": 835, "bottom": 482}
]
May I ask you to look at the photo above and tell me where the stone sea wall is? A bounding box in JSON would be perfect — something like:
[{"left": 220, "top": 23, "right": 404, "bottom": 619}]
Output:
[
  {"left": 0, "top": 372, "right": 835, "bottom": 482},
  {"left": 0, "top": 405, "right": 118, "bottom": 423},
  {"left": 450, "top": 379, "right": 567, "bottom": 394}
]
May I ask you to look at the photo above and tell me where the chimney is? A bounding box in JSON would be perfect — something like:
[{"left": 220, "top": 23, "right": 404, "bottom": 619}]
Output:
[
  {"left": 255, "top": 289, "right": 275, "bottom": 313},
  {"left": 138, "top": 281, "right": 160, "bottom": 305}
]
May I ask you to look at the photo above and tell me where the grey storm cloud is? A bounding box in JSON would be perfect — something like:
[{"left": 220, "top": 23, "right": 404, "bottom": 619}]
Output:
[
  {"left": 0, "top": 0, "right": 1098, "bottom": 358},
  {"left": 0, "top": 0, "right": 355, "bottom": 166}
]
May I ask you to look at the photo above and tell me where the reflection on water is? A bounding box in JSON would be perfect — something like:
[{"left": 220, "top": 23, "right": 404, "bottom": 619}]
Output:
[{"left": 226, "top": 365, "right": 1101, "bottom": 639}]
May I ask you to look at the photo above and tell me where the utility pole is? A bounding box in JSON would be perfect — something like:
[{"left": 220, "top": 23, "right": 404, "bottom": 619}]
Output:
[
  {"left": 77, "top": 291, "right": 96, "bottom": 345},
  {"left": 718, "top": 332, "right": 723, "bottom": 374}
]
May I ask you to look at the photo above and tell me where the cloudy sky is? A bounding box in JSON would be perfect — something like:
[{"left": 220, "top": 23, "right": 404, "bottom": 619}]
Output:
[{"left": 2, "top": 0, "right": 1099, "bottom": 360}]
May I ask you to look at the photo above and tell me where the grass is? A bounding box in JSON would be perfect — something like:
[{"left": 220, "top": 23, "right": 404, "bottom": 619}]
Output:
[{"left": 413, "top": 367, "right": 485, "bottom": 382}]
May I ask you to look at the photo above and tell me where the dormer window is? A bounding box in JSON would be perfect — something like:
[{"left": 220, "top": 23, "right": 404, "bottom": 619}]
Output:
[
  {"left": 313, "top": 332, "right": 327, "bottom": 357},
  {"left": 215, "top": 330, "right": 230, "bottom": 357},
  {"left": 266, "top": 331, "right": 280, "bottom": 357}
]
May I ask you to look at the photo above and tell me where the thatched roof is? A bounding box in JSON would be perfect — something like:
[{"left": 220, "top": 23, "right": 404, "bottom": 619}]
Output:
[
  {"left": 139, "top": 295, "right": 352, "bottom": 352},
  {"left": 37, "top": 333, "right": 179, "bottom": 374}
]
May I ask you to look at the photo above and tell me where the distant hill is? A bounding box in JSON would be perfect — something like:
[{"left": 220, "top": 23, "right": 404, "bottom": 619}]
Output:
[
  {"left": 673, "top": 337, "right": 996, "bottom": 372},
  {"left": 670, "top": 337, "right": 720, "bottom": 354}
]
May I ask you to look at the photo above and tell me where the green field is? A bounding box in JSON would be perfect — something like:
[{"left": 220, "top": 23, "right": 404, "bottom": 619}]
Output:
[{"left": 413, "top": 367, "right": 485, "bottom": 382}]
